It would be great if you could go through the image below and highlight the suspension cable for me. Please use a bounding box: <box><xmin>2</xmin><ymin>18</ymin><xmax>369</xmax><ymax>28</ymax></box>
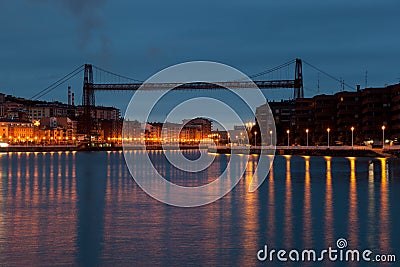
<box><xmin>30</xmin><ymin>65</ymin><xmax>84</xmax><ymax>100</ymax></box>
<box><xmin>93</xmin><ymin>65</ymin><xmax>142</xmax><ymax>82</ymax></box>
<box><xmin>249</xmin><ymin>59</ymin><xmax>296</xmax><ymax>79</ymax></box>
<box><xmin>303</xmin><ymin>60</ymin><xmax>356</xmax><ymax>90</ymax></box>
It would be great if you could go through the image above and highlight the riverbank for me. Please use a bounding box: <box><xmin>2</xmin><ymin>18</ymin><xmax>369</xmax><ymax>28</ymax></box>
<box><xmin>208</xmin><ymin>145</ymin><xmax>396</xmax><ymax>158</ymax></box>
<box><xmin>0</xmin><ymin>145</ymin><xmax>78</xmax><ymax>152</ymax></box>
<box><xmin>0</xmin><ymin>144</ymin><xmax>207</xmax><ymax>152</ymax></box>
<box><xmin>0</xmin><ymin>144</ymin><xmax>397</xmax><ymax>158</ymax></box>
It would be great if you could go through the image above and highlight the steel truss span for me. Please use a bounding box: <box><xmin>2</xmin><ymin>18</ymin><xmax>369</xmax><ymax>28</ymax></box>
<box><xmin>81</xmin><ymin>59</ymin><xmax>304</xmax><ymax>136</ymax></box>
<box><xmin>89</xmin><ymin>80</ymin><xmax>296</xmax><ymax>91</ymax></box>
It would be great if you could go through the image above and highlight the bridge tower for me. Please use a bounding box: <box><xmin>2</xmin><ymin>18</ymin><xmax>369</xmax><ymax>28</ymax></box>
<box><xmin>83</xmin><ymin>64</ymin><xmax>95</xmax><ymax>139</ymax></box>
<box><xmin>294</xmin><ymin>58</ymin><xmax>304</xmax><ymax>99</ymax></box>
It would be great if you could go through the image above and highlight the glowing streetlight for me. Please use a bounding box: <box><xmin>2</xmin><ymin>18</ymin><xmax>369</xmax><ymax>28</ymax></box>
<box><xmin>351</xmin><ymin>126</ymin><xmax>354</xmax><ymax>148</ymax></box>
<box><xmin>382</xmin><ymin>125</ymin><xmax>386</xmax><ymax>149</ymax></box>
<box><xmin>327</xmin><ymin>128</ymin><xmax>331</xmax><ymax>147</ymax></box>
<box><xmin>286</xmin><ymin>129</ymin><xmax>290</xmax><ymax>147</ymax></box>
<box><xmin>269</xmin><ymin>130</ymin><xmax>273</xmax><ymax>146</ymax></box>
<box><xmin>246</xmin><ymin>122</ymin><xmax>255</xmax><ymax>130</ymax></box>
<box><xmin>254</xmin><ymin>131</ymin><xmax>257</xmax><ymax>147</ymax></box>
<box><xmin>306</xmin><ymin>129</ymin><xmax>309</xmax><ymax>147</ymax></box>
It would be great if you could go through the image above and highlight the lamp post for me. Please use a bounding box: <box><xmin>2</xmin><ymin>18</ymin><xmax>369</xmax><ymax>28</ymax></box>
<box><xmin>327</xmin><ymin>128</ymin><xmax>331</xmax><ymax>148</ymax></box>
<box><xmin>306</xmin><ymin>129</ymin><xmax>309</xmax><ymax>147</ymax></box>
<box><xmin>382</xmin><ymin>125</ymin><xmax>386</xmax><ymax>149</ymax></box>
<box><xmin>254</xmin><ymin>131</ymin><xmax>257</xmax><ymax>147</ymax></box>
<box><xmin>286</xmin><ymin>130</ymin><xmax>290</xmax><ymax>147</ymax></box>
<box><xmin>269</xmin><ymin>130</ymin><xmax>273</xmax><ymax>146</ymax></box>
<box><xmin>351</xmin><ymin>126</ymin><xmax>354</xmax><ymax>148</ymax></box>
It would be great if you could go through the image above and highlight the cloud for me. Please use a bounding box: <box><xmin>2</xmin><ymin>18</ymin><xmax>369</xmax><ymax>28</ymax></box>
<box><xmin>60</xmin><ymin>0</ymin><xmax>111</xmax><ymax>64</ymax></box>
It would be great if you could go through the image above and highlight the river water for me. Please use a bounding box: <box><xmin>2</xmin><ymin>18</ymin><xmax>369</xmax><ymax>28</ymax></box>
<box><xmin>0</xmin><ymin>151</ymin><xmax>398</xmax><ymax>266</ymax></box>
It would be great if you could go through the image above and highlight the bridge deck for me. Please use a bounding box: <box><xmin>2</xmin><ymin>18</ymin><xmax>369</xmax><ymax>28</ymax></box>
<box><xmin>88</xmin><ymin>80</ymin><xmax>295</xmax><ymax>91</ymax></box>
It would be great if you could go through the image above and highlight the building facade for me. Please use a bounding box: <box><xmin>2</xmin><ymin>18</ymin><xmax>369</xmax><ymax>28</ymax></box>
<box><xmin>256</xmin><ymin>83</ymin><xmax>400</xmax><ymax>146</ymax></box>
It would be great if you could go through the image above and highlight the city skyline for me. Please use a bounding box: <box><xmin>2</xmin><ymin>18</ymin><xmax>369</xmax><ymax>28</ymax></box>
<box><xmin>2</xmin><ymin>81</ymin><xmax>400</xmax><ymax>147</ymax></box>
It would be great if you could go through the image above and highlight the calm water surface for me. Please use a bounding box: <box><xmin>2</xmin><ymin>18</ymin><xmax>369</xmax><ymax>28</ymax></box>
<box><xmin>0</xmin><ymin>151</ymin><xmax>399</xmax><ymax>266</ymax></box>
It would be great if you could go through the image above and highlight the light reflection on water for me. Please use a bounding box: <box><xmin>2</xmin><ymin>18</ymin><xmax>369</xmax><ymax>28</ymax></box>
<box><xmin>0</xmin><ymin>151</ymin><xmax>398</xmax><ymax>266</ymax></box>
<box><xmin>324</xmin><ymin>157</ymin><xmax>333</xmax><ymax>248</ymax></box>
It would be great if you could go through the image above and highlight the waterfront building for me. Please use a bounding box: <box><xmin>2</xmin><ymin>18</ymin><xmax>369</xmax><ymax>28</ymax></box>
<box><xmin>390</xmin><ymin>84</ymin><xmax>400</xmax><ymax>140</ymax></box>
<box><xmin>75</xmin><ymin>105</ymin><xmax>120</xmax><ymax>121</ymax></box>
<box><xmin>182</xmin><ymin>118</ymin><xmax>212</xmax><ymax>140</ymax></box>
<box><xmin>140</xmin><ymin>118</ymin><xmax>213</xmax><ymax>145</ymax></box>
<box><xmin>145</xmin><ymin>122</ymin><xmax>163</xmax><ymax>144</ymax></box>
<box><xmin>4</xmin><ymin>102</ymin><xmax>25</xmax><ymax>119</ymax></box>
<box><xmin>313</xmin><ymin>94</ymin><xmax>336</xmax><ymax>145</ymax></box>
<box><xmin>228</xmin><ymin>125</ymin><xmax>247</xmax><ymax>145</ymax></box>
<box><xmin>179</xmin><ymin>125</ymin><xmax>202</xmax><ymax>144</ymax></box>
<box><xmin>40</xmin><ymin>117</ymin><xmax>77</xmax><ymax>141</ymax></box>
<box><xmin>255</xmin><ymin>83</ymin><xmax>400</xmax><ymax>146</ymax></box>
<box><xmin>0</xmin><ymin>122</ymin><xmax>8</xmax><ymax>139</ymax></box>
<box><xmin>335</xmin><ymin>90</ymin><xmax>361</xmax><ymax>145</ymax></box>
<box><xmin>360</xmin><ymin>87</ymin><xmax>391</xmax><ymax>142</ymax></box>
<box><xmin>0</xmin><ymin>104</ymin><xmax>5</xmax><ymax>118</ymax></box>
<box><xmin>161</xmin><ymin>122</ymin><xmax>182</xmax><ymax>144</ymax></box>
<box><xmin>98</xmin><ymin>119</ymin><xmax>123</xmax><ymax>143</ymax></box>
<box><xmin>0</xmin><ymin>93</ymin><xmax>6</xmax><ymax>118</ymax></box>
<box><xmin>0</xmin><ymin>119</ymin><xmax>34</xmax><ymax>143</ymax></box>
<box><xmin>122</xmin><ymin>120</ymin><xmax>143</xmax><ymax>143</ymax></box>
<box><xmin>27</xmin><ymin>103</ymin><xmax>72</xmax><ymax>120</ymax></box>
<box><xmin>294</xmin><ymin>98</ymin><xmax>314</xmax><ymax>145</ymax></box>
<box><xmin>257</xmin><ymin>100</ymin><xmax>295</xmax><ymax>145</ymax></box>
<box><xmin>210</xmin><ymin>130</ymin><xmax>229</xmax><ymax>145</ymax></box>
<box><xmin>255</xmin><ymin>103</ymin><xmax>275</xmax><ymax>145</ymax></box>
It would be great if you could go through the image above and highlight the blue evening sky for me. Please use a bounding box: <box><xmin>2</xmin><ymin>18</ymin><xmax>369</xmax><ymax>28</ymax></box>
<box><xmin>0</xmin><ymin>0</ymin><xmax>399</xmax><ymax>113</ymax></box>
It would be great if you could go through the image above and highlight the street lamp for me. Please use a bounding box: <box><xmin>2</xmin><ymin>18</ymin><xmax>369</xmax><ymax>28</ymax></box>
<box><xmin>305</xmin><ymin>129</ymin><xmax>309</xmax><ymax>147</ymax></box>
<box><xmin>286</xmin><ymin>130</ymin><xmax>290</xmax><ymax>147</ymax></box>
<box><xmin>269</xmin><ymin>130</ymin><xmax>273</xmax><ymax>146</ymax></box>
<box><xmin>246</xmin><ymin>122</ymin><xmax>254</xmax><ymax>130</ymax></box>
<box><xmin>351</xmin><ymin>126</ymin><xmax>354</xmax><ymax>148</ymax></box>
<box><xmin>254</xmin><ymin>131</ymin><xmax>257</xmax><ymax>147</ymax></box>
<box><xmin>327</xmin><ymin>128</ymin><xmax>331</xmax><ymax>148</ymax></box>
<box><xmin>382</xmin><ymin>125</ymin><xmax>386</xmax><ymax>149</ymax></box>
